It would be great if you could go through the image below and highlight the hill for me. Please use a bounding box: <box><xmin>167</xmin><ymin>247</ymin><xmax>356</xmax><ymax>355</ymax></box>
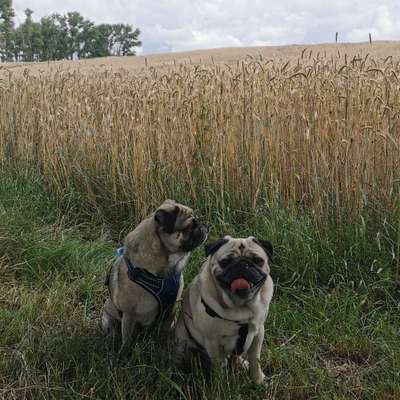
<box><xmin>1</xmin><ymin>40</ymin><xmax>400</xmax><ymax>75</ymax></box>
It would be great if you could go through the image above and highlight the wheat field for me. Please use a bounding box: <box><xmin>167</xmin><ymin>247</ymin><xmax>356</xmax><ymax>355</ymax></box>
<box><xmin>1</xmin><ymin>42</ymin><xmax>399</xmax><ymax>223</ymax></box>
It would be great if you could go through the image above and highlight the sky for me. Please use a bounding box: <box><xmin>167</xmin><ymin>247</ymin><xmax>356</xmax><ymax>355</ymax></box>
<box><xmin>12</xmin><ymin>0</ymin><xmax>400</xmax><ymax>55</ymax></box>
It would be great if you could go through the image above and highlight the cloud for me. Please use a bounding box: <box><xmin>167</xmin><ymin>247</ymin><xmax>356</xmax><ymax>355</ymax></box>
<box><xmin>347</xmin><ymin>4</ymin><xmax>400</xmax><ymax>42</ymax></box>
<box><xmin>12</xmin><ymin>0</ymin><xmax>400</xmax><ymax>54</ymax></box>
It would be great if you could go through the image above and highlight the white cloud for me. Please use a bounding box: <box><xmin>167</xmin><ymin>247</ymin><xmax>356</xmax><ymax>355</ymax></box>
<box><xmin>347</xmin><ymin>4</ymin><xmax>400</xmax><ymax>42</ymax></box>
<box><xmin>12</xmin><ymin>0</ymin><xmax>400</xmax><ymax>54</ymax></box>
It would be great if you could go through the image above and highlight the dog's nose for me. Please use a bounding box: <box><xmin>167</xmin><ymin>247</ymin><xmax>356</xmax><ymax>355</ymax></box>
<box><xmin>239</xmin><ymin>261</ymin><xmax>251</xmax><ymax>269</ymax></box>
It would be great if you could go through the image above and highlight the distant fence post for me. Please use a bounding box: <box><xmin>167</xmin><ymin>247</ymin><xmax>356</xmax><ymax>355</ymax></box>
<box><xmin>369</xmin><ymin>33</ymin><xmax>372</xmax><ymax>44</ymax></box>
<box><xmin>335</xmin><ymin>32</ymin><xmax>338</xmax><ymax>43</ymax></box>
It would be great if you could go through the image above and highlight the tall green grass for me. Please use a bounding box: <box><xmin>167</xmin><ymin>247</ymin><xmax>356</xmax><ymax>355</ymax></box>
<box><xmin>1</xmin><ymin>165</ymin><xmax>399</xmax><ymax>399</ymax></box>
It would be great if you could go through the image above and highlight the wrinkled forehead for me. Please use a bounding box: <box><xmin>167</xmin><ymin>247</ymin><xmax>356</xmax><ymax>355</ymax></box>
<box><xmin>216</xmin><ymin>238</ymin><xmax>266</xmax><ymax>258</ymax></box>
<box><xmin>175</xmin><ymin>206</ymin><xmax>194</xmax><ymax>228</ymax></box>
<box><xmin>159</xmin><ymin>201</ymin><xmax>194</xmax><ymax>229</ymax></box>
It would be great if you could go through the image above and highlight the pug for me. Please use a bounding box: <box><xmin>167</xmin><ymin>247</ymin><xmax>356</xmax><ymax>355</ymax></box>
<box><xmin>102</xmin><ymin>199</ymin><xmax>208</xmax><ymax>347</ymax></box>
<box><xmin>174</xmin><ymin>235</ymin><xmax>273</xmax><ymax>384</ymax></box>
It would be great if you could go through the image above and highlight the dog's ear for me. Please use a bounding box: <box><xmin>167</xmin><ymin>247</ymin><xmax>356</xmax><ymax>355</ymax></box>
<box><xmin>252</xmin><ymin>238</ymin><xmax>273</xmax><ymax>261</ymax></box>
<box><xmin>205</xmin><ymin>238</ymin><xmax>229</xmax><ymax>257</ymax></box>
<box><xmin>155</xmin><ymin>206</ymin><xmax>179</xmax><ymax>233</ymax></box>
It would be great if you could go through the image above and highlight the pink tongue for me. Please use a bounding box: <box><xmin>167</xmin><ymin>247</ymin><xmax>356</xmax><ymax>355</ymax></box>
<box><xmin>230</xmin><ymin>278</ymin><xmax>250</xmax><ymax>293</ymax></box>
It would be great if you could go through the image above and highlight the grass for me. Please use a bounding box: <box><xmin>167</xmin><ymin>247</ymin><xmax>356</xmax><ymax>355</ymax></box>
<box><xmin>0</xmin><ymin>45</ymin><xmax>399</xmax><ymax>399</ymax></box>
<box><xmin>1</xmin><ymin>165</ymin><xmax>399</xmax><ymax>399</ymax></box>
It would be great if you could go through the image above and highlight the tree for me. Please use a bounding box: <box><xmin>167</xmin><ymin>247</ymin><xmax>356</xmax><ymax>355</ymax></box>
<box><xmin>1</xmin><ymin>3</ymin><xmax>142</xmax><ymax>62</ymax></box>
<box><xmin>80</xmin><ymin>23</ymin><xmax>113</xmax><ymax>58</ymax></box>
<box><xmin>0</xmin><ymin>0</ymin><xmax>15</xmax><ymax>61</ymax></box>
<box><xmin>40</xmin><ymin>14</ymin><xmax>62</xmax><ymax>61</ymax></box>
<box><xmin>66</xmin><ymin>12</ymin><xmax>84</xmax><ymax>60</ymax></box>
<box><xmin>40</xmin><ymin>13</ymin><xmax>84</xmax><ymax>61</ymax></box>
<box><xmin>111</xmin><ymin>24</ymin><xmax>141</xmax><ymax>56</ymax></box>
<box><xmin>16</xmin><ymin>9</ymin><xmax>43</xmax><ymax>61</ymax></box>
<box><xmin>53</xmin><ymin>13</ymin><xmax>69</xmax><ymax>60</ymax></box>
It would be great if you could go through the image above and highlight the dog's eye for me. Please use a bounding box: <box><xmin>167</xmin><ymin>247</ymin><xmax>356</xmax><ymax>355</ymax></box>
<box><xmin>219</xmin><ymin>258</ymin><xmax>232</xmax><ymax>269</ymax></box>
<box><xmin>185</xmin><ymin>218</ymin><xmax>197</xmax><ymax>232</ymax></box>
<box><xmin>252</xmin><ymin>257</ymin><xmax>264</xmax><ymax>266</ymax></box>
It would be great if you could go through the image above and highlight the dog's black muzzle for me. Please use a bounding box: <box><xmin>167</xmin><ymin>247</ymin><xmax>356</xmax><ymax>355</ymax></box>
<box><xmin>216</xmin><ymin>257</ymin><xmax>267</xmax><ymax>298</ymax></box>
<box><xmin>181</xmin><ymin>218</ymin><xmax>209</xmax><ymax>252</ymax></box>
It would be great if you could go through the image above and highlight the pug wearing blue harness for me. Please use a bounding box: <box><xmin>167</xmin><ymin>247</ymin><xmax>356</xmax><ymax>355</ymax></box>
<box><xmin>174</xmin><ymin>236</ymin><xmax>274</xmax><ymax>384</ymax></box>
<box><xmin>102</xmin><ymin>200</ymin><xmax>208</xmax><ymax>347</ymax></box>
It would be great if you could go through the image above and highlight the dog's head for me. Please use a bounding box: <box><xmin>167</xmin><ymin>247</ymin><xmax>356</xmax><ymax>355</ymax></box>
<box><xmin>154</xmin><ymin>199</ymin><xmax>208</xmax><ymax>254</ymax></box>
<box><xmin>205</xmin><ymin>236</ymin><xmax>273</xmax><ymax>304</ymax></box>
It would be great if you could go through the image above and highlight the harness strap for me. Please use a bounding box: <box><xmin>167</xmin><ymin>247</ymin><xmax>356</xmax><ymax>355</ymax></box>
<box><xmin>124</xmin><ymin>255</ymin><xmax>181</xmax><ymax>320</ymax></box>
<box><xmin>104</xmin><ymin>248</ymin><xmax>180</xmax><ymax>321</ymax></box>
<box><xmin>125</xmin><ymin>255</ymin><xmax>164</xmax><ymax>317</ymax></box>
<box><xmin>234</xmin><ymin>324</ymin><xmax>249</xmax><ymax>355</ymax></box>
<box><xmin>201</xmin><ymin>297</ymin><xmax>242</xmax><ymax>323</ymax></box>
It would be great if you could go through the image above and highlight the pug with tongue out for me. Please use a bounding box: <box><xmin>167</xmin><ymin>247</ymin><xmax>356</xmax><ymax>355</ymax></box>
<box><xmin>174</xmin><ymin>235</ymin><xmax>274</xmax><ymax>384</ymax></box>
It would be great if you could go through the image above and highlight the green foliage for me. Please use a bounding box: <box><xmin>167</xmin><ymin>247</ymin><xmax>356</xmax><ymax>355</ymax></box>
<box><xmin>0</xmin><ymin>0</ymin><xmax>15</xmax><ymax>61</ymax></box>
<box><xmin>0</xmin><ymin>0</ymin><xmax>141</xmax><ymax>62</ymax></box>
<box><xmin>80</xmin><ymin>23</ymin><xmax>113</xmax><ymax>58</ymax></box>
<box><xmin>111</xmin><ymin>24</ymin><xmax>141</xmax><ymax>56</ymax></box>
<box><xmin>13</xmin><ymin>9</ymin><xmax>43</xmax><ymax>62</ymax></box>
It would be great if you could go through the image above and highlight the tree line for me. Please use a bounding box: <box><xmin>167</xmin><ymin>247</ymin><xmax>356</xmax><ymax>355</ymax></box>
<box><xmin>0</xmin><ymin>0</ymin><xmax>141</xmax><ymax>62</ymax></box>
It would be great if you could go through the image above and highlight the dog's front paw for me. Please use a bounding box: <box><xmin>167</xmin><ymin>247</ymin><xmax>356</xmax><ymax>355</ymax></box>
<box><xmin>250</xmin><ymin>362</ymin><xmax>266</xmax><ymax>385</ymax></box>
<box><xmin>237</xmin><ymin>356</ymin><xmax>249</xmax><ymax>370</ymax></box>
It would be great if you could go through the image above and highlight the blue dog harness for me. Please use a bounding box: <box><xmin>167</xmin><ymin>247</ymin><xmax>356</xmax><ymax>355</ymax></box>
<box><xmin>114</xmin><ymin>247</ymin><xmax>181</xmax><ymax>320</ymax></box>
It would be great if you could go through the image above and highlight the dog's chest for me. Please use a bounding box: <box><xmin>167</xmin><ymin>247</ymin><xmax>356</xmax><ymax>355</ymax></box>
<box><xmin>119</xmin><ymin>283</ymin><xmax>160</xmax><ymax>325</ymax></box>
<box><xmin>169</xmin><ymin>252</ymin><xmax>191</xmax><ymax>271</ymax></box>
<box><xmin>198</xmin><ymin>314</ymin><xmax>256</xmax><ymax>355</ymax></box>
<box><xmin>219</xmin><ymin>321</ymin><xmax>256</xmax><ymax>355</ymax></box>
<box><xmin>136</xmin><ymin>294</ymin><xmax>159</xmax><ymax>324</ymax></box>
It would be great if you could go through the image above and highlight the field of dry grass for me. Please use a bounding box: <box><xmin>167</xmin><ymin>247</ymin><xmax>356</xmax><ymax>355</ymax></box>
<box><xmin>1</xmin><ymin>40</ymin><xmax>400</xmax><ymax>75</ymax></box>
<box><xmin>1</xmin><ymin>41</ymin><xmax>399</xmax><ymax>223</ymax></box>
